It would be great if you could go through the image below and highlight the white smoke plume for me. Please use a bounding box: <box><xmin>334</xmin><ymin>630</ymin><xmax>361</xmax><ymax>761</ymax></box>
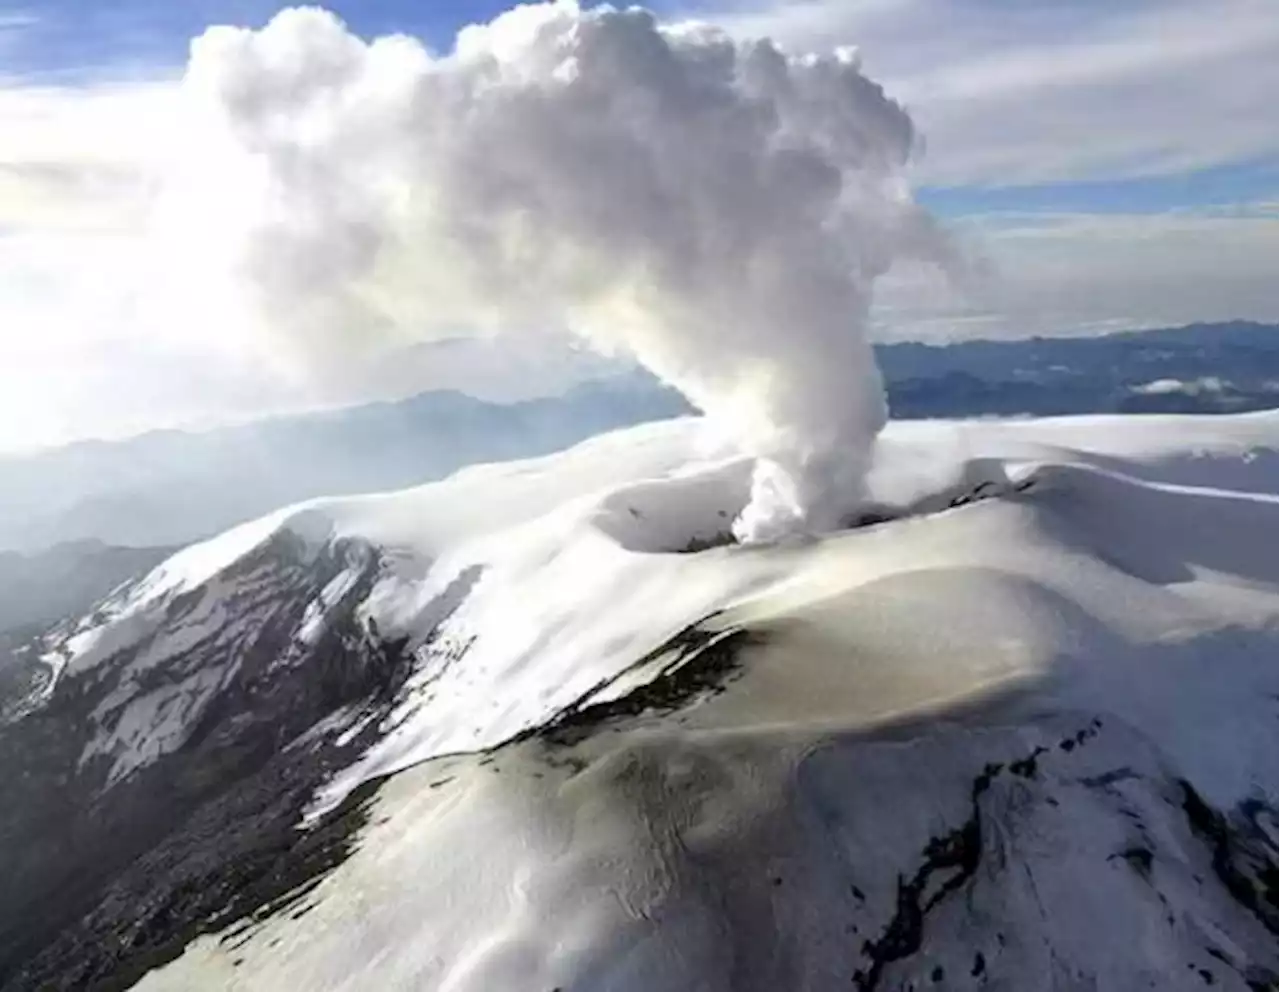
<box><xmin>169</xmin><ymin>2</ymin><xmax>950</xmax><ymax>541</ymax></box>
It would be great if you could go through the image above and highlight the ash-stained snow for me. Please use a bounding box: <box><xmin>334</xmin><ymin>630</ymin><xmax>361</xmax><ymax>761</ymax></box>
<box><xmin>20</xmin><ymin>411</ymin><xmax>1277</xmax><ymax>992</ymax></box>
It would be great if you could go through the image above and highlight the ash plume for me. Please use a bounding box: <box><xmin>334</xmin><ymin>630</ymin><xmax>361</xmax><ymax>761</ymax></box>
<box><xmin>171</xmin><ymin>1</ymin><xmax>950</xmax><ymax>540</ymax></box>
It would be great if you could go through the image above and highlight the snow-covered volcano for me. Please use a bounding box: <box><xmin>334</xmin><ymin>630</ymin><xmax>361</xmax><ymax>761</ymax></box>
<box><xmin>2</xmin><ymin>412</ymin><xmax>1276</xmax><ymax>991</ymax></box>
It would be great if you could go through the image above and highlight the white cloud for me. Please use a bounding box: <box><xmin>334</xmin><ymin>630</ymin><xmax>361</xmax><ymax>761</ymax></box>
<box><xmin>873</xmin><ymin>204</ymin><xmax>1279</xmax><ymax>339</ymax></box>
<box><xmin>162</xmin><ymin>4</ymin><xmax>960</xmax><ymax>540</ymax></box>
<box><xmin>709</xmin><ymin>0</ymin><xmax>1278</xmax><ymax>185</ymax></box>
<box><xmin>0</xmin><ymin>78</ymin><xmax>325</xmax><ymax>450</ymax></box>
<box><xmin>0</xmin><ymin>1</ymin><xmax>1275</xmax><ymax>453</ymax></box>
<box><xmin>710</xmin><ymin>1</ymin><xmax>1280</xmax><ymax>341</ymax></box>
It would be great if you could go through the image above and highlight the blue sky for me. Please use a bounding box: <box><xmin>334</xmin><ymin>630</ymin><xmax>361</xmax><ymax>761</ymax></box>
<box><xmin>0</xmin><ymin>0</ymin><xmax>1275</xmax><ymax>449</ymax></box>
<box><xmin>1</xmin><ymin>0</ymin><xmax>512</xmax><ymax>76</ymax></box>
<box><xmin>3</xmin><ymin>0</ymin><xmax>604</xmax><ymax>81</ymax></box>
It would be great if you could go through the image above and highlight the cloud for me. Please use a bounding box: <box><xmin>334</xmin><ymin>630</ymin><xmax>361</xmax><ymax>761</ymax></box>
<box><xmin>141</xmin><ymin>0</ymin><xmax>1278</xmax><ymax>362</ymax></box>
<box><xmin>0</xmin><ymin>0</ymin><xmax>1274</xmax><ymax>456</ymax></box>
<box><xmin>0</xmin><ymin>81</ymin><xmax>175</xmax><ymax>231</ymax></box>
<box><xmin>0</xmin><ymin>9</ymin><xmax>40</xmax><ymax>46</ymax></box>
<box><xmin>154</xmin><ymin>3</ymin><xmax>955</xmax><ymax>540</ymax></box>
<box><xmin>873</xmin><ymin>204</ymin><xmax>1279</xmax><ymax>339</ymax></box>
<box><xmin>708</xmin><ymin>0</ymin><xmax>1278</xmax><ymax>186</ymax></box>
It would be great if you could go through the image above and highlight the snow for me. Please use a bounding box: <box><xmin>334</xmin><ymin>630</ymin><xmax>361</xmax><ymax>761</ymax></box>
<box><xmin>56</xmin><ymin>508</ymin><xmax>304</xmax><ymax>678</ymax></box>
<box><xmin>116</xmin><ymin>410</ymin><xmax>1276</xmax><ymax>991</ymax></box>
<box><xmin>45</xmin><ymin>411</ymin><xmax>1276</xmax><ymax>806</ymax></box>
<box><xmin>308</xmin><ymin>411</ymin><xmax>1277</xmax><ymax>816</ymax></box>
<box><xmin>140</xmin><ymin>723</ymin><xmax>1276</xmax><ymax>992</ymax></box>
<box><xmin>81</xmin><ymin>664</ymin><xmax>230</xmax><ymax>784</ymax></box>
<box><xmin>76</xmin><ymin>570</ymin><xmax>268</xmax><ymax>783</ymax></box>
<box><xmin>295</xmin><ymin>564</ymin><xmax>364</xmax><ymax>647</ymax></box>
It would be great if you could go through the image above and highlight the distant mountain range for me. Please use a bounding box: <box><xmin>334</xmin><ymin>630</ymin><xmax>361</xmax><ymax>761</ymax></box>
<box><xmin>0</xmin><ymin>540</ymin><xmax>176</xmax><ymax>708</ymax></box>
<box><xmin>0</xmin><ymin>321</ymin><xmax>1273</xmax><ymax>556</ymax></box>
<box><xmin>0</xmin><ymin>376</ymin><xmax>690</xmax><ymax>554</ymax></box>
<box><xmin>0</xmin><ymin>540</ymin><xmax>175</xmax><ymax>633</ymax></box>
<box><xmin>879</xmin><ymin>320</ymin><xmax>1277</xmax><ymax>418</ymax></box>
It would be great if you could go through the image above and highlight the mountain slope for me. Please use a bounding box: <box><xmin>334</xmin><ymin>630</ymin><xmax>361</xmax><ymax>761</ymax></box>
<box><xmin>0</xmin><ymin>539</ymin><xmax>177</xmax><ymax>724</ymax></box>
<box><xmin>0</xmin><ymin>411</ymin><xmax>1275</xmax><ymax>991</ymax></box>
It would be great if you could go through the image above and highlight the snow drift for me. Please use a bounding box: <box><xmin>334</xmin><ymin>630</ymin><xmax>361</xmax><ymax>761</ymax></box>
<box><xmin>163</xmin><ymin>2</ymin><xmax>949</xmax><ymax>540</ymax></box>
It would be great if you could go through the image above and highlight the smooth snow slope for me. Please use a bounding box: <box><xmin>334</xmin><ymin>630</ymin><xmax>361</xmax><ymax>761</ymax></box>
<box><xmin>55</xmin><ymin>411</ymin><xmax>1276</xmax><ymax>991</ymax></box>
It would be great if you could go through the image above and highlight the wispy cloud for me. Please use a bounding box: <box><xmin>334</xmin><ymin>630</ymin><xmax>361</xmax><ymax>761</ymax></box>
<box><xmin>0</xmin><ymin>7</ymin><xmax>40</xmax><ymax>67</ymax></box>
<box><xmin>0</xmin><ymin>10</ymin><xmax>39</xmax><ymax>30</ymax></box>
<box><xmin>875</xmin><ymin>203</ymin><xmax>1279</xmax><ymax>339</ymax></box>
<box><xmin>708</xmin><ymin>0</ymin><xmax>1278</xmax><ymax>186</ymax></box>
<box><xmin>705</xmin><ymin>0</ymin><xmax>1278</xmax><ymax>339</ymax></box>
